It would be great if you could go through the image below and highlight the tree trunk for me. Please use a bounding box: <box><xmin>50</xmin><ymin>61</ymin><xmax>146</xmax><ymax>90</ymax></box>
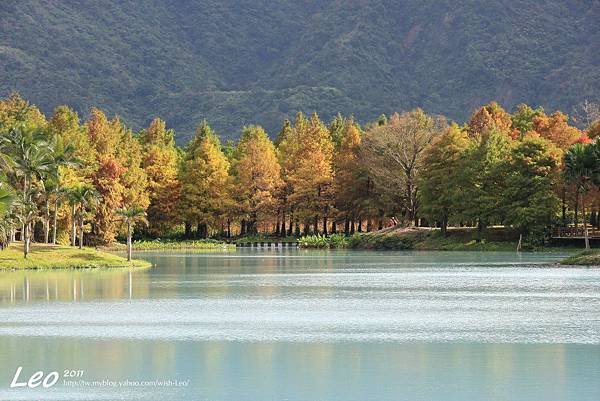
<box><xmin>350</xmin><ymin>219</ymin><xmax>355</xmax><ymax>234</ymax></box>
<box><xmin>313</xmin><ymin>216</ymin><xmax>319</xmax><ymax>235</ymax></box>
<box><xmin>71</xmin><ymin>204</ymin><xmax>77</xmax><ymax>246</ymax></box>
<box><xmin>52</xmin><ymin>200</ymin><xmax>58</xmax><ymax>244</ymax></box>
<box><xmin>275</xmin><ymin>213</ymin><xmax>281</xmax><ymax>236</ymax></box>
<box><xmin>79</xmin><ymin>218</ymin><xmax>84</xmax><ymax>250</ymax></box>
<box><xmin>331</xmin><ymin>221</ymin><xmax>337</xmax><ymax>234</ymax></box>
<box><xmin>357</xmin><ymin>219</ymin><xmax>363</xmax><ymax>233</ymax></box>
<box><xmin>477</xmin><ymin>219</ymin><xmax>483</xmax><ymax>243</ymax></box>
<box><xmin>127</xmin><ymin>224</ymin><xmax>132</xmax><ymax>262</ymax></box>
<box><xmin>344</xmin><ymin>218</ymin><xmax>350</xmax><ymax>234</ymax></box>
<box><xmin>184</xmin><ymin>222</ymin><xmax>191</xmax><ymax>239</ymax></box>
<box><xmin>583</xmin><ymin>195</ymin><xmax>590</xmax><ymax>250</ymax></box>
<box><xmin>44</xmin><ymin>199</ymin><xmax>50</xmax><ymax>244</ymax></box>
<box><xmin>322</xmin><ymin>216</ymin><xmax>328</xmax><ymax>236</ymax></box>
<box><xmin>574</xmin><ymin>191</ymin><xmax>579</xmax><ymax>228</ymax></box>
<box><xmin>441</xmin><ymin>215</ymin><xmax>448</xmax><ymax>237</ymax></box>
<box><xmin>561</xmin><ymin>188</ymin><xmax>567</xmax><ymax>227</ymax></box>
<box><xmin>227</xmin><ymin>218</ymin><xmax>231</xmax><ymax>238</ymax></box>
<box><xmin>23</xmin><ymin>223</ymin><xmax>29</xmax><ymax>259</ymax></box>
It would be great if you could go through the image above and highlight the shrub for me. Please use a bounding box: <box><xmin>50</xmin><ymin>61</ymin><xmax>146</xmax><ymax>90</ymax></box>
<box><xmin>328</xmin><ymin>233</ymin><xmax>348</xmax><ymax>248</ymax></box>
<box><xmin>298</xmin><ymin>234</ymin><xmax>329</xmax><ymax>248</ymax></box>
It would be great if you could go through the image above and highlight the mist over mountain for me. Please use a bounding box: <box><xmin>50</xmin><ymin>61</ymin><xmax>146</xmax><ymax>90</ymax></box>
<box><xmin>1</xmin><ymin>0</ymin><xmax>599</xmax><ymax>141</ymax></box>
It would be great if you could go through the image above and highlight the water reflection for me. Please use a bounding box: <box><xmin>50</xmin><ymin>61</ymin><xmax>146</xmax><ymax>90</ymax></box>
<box><xmin>0</xmin><ymin>269</ymin><xmax>149</xmax><ymax>303</ymax></box>
<box><xmin>0</xmin><ymin>338</ymin><xmax>598</xmax><ymax>401</ymax></box>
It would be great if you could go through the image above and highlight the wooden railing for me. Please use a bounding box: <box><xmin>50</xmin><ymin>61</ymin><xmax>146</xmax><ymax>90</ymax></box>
<box><xmin>552</xmin><ymin>227</ymin><xmax>600</xmax><ymax>238</ymax></box>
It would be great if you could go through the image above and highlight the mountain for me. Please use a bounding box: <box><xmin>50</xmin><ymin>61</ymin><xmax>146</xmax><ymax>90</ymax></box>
<box><xmin>1</xmin><ymin>0</ymin><xmax>599</xmax><ymax>141</ymax></box>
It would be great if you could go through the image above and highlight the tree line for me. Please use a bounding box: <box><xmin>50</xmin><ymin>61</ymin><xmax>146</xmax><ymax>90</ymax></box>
<box><xmin>0</xmin><ymin>93</ymin><xmax>599</xmax><ymax>257</ymax></box>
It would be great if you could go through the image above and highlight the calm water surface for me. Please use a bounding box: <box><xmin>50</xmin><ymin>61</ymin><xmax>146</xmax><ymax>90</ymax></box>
<box><xmin>0</xmin><ymin>249</ymin><xmax>598</xmax><ymax>400</ymax></box>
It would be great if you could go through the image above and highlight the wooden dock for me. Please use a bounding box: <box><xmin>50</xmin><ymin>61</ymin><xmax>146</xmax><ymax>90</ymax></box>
<box><xmin>552</xmin><ymin>227</ymin><xmax>600</xmax><ymax>239</ymax></box>
<box><xmin>235</xmin><ymin>242</ymin><xmax>298</xmax><ymax>248</ymax></box>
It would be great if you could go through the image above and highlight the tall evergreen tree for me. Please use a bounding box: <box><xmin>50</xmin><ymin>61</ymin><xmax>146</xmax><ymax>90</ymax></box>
<box><xmin>140</xmin><ymin>118</ymin><xmax>181</xmax><ymax>236</ymax></box>
<box><xmin>179</xmin><ymin>121</ymin><xmax>231</xmax><ymax>238</ymax></box>
<box><xmin>232</xmin><ymin>125</ymin><xmax>282</xmax><ymax>234</ymax></box>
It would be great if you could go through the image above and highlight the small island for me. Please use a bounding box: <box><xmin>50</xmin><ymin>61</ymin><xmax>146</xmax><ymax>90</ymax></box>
<box><xmin>561</xmin><ymin>250</ymin><xmax>600</xmax><ymax>266</ymax></box>
<box><xmin>0</xmin><ymin>243</ymin><xmax>151</xmax><ymax>270</ymax></box>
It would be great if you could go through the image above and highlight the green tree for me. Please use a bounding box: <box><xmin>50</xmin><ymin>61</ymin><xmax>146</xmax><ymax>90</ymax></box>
<box><xmin>499</xmin><ymin>135</ymin><xmax>560</xmax><ymax>244</ymax></box>
<box><xmin>511</xmin><ymin>104</ymin><xmax>545</xmax><ymax>137</ymax></box>
<box><xmin>460</xmin><ymin>128</ymin><xmax>513</xmax><ymax>240</ymax></box>
<box><xmin>419</xmin><ymin>124</ymin><xmax>471</xmax><ymax>236</ymax></box>
<box><xmin>68</xmin><ymin>185</ymin><xmax>100</xmax><ymax>249</ymax></box>
<box><xmin>0</xmin><ymin>125</ymin><xmax>53</xmax><ymax>257</ymax></box>
<box><xmin>564</xmin><ymin>143</ymin><xmax>598</xmax><ymax>248</ymax></box>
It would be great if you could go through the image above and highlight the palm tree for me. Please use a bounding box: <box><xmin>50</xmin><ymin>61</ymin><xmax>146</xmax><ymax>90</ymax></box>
<box><xmin>564</xmin><ymin>143</ymin><xmax>598</xmax><ymax>249</ymax></box>
<box><xmin>0</xmin><ymin>185</ymin><xmax>15</xmax><ymax>250</ymax></box>
<box><xmin>46</xmin><ymin>135</ymin><xmax>79</xmax><ymax>244</ymax></box>
<box><xmin>116</xmin><ymin>206</ymin><xmax>148</xmax><ymax>261</ymax></box>
<box><xmin>0</xmin><ymin>125</ymin><xmax>53</xmax><ymax>258</ymax></box>
<box><xmin>68</xmin><ymin>185</ymin><xmax>100</xmax><ymax>249</ymax></box>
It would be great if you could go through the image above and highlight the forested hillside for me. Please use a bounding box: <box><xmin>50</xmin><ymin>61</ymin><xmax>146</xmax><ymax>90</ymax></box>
<box><xmin>1</xmin><ymin>0</ymin><xmax>599</xmax><ymax>140</ymax></box>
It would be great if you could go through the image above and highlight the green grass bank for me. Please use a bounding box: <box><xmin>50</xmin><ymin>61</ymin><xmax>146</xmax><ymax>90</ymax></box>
<box><xmin>103</xmin><ymin>239</ymin><xmax>235</xmax><ymax>252</ymax></box>
<box><xmin>560</xmin><ymin>250</ymin><xmax>600</xmax><ymax>266</ymax></box>
<box><xmin>0</xmin><ymin>243</ymin><xmax>151</xmax><ymax>270</ymax></box>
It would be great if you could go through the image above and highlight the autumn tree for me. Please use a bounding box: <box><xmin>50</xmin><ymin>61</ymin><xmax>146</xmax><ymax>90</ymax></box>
<box><xmin>467</xmin><ymin>102</ymin><xmax>513</xmax><ymax>140</ymax></box>
<box><xmin>275</xmin><ymin>118</ymin><xmax>297</xmax><ymax>235</ymax></box>
<box><xmin>179</xmin><ymin>121</ymin><xmax>231</xmax><ymax>238</ymax></box>
<box><xmin>333</xmin><ymin>119</ymin><xmax>366</xmax><ymax>233</ymax></box>
<box><xmin>419</xmin><ymin>124</ymin><xmax>471</xmax><ymax>235</ymax></box>
<box><xmin>232</xmin><ymin>125</ymin><xmax>282</xmax><ymax>234</ymax></box>
<box><xmin>116</xmin><ymin>120</ymin><xmax>149</xmax><ymax>213</ymax></box>
<box><xmin>140</xmin><ymin>118</ymin><xmax>181</xmax><ymax>236</ymax></box>
<box><xmin>86</xmin><ymin>109</ymin><xmax>126</xmax><ymax>244</ymax></box>
<box><xmin>362</xmin><ymin>109</ymin><xmax>447</xmax><ymax>226</ymax></box>
<box><xmin>284</xmin><ymin>113</ymin><xmax>335</xmax><ymax>234</ymax></box>
<box><xmin>529</xmin><ymin>112</ymin><xmax>582</xmax><ymax>151</ymax></box>
<box><xmin>0</xmin><ymin>92</ymin><xmax>46</xmax><ymax>130</ymax></box>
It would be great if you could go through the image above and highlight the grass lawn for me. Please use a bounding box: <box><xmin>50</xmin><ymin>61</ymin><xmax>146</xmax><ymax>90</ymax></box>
<box><xmin>560</xmin><ymin>249</ymin><xmax>600</xmax><ymax>266</ymax></box>
<box><xmin>0</xmin><ymin>243</ymin><xmax>152</xmax><ymax>270</ymax></box>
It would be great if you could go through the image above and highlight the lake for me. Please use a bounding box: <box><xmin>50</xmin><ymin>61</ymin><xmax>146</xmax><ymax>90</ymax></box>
<box><xmin>0</xmin><ymin>249</ymin><xmax>599</xmax><ymax>400</ymax></box>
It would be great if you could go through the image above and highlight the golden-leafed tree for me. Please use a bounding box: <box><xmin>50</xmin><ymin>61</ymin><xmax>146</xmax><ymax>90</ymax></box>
<box><xmin>528</xmin><ymin>111</ymin><xmax>583</xmax><ymax>151</ymax></box>
<box><xmin>232</xmin><ymin>125</ymin><xmax>282</xmax><ymax>234</ymax></box>
<box><xmin>115</xmin><ymin>118</ymin><xmax>149</xmax><ymax>210</ymax></box>
<box><xmin>0</xmin><ymin>92</ymin><xmax>46</xmax><ymax>129</ymax></box>
<box><xmin>285</xmin><ymin>113</ymin><xmax>335</xmax><ymax>234</ymax></box>
<box><xmin>468</xmin><ymin>101</ymin><xmax>513</xmax><ymax>140</ymax></box>
<box><xmin>333</xmin><ymin>119</ymin><xmax>365</xmax><ymax>233</ymax></box>
<box><xmin>140</xmin><ymin>118</ymin><xmax>181</xmax><ymax>236</ymax></box>
<box><xmin>179</xmin><ymin>121</ymin><xmax>231</xmax><ymax>238</ymax></box>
